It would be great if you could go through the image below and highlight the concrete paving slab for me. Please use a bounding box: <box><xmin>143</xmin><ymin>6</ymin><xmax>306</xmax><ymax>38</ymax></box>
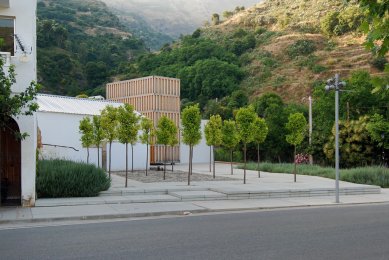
<box><xmin>125</xmin><ymin>194</ymin><xmax>180</xmax><ymax>203</ymax></box>
<box><xmin>31</xmin><ymin>204</ymin><xmax>116</xmax><ymax>219</ymax></box>
<box><xmin>109</xmin><ymin>202</ymin><xmax>205</xmax><ymax>214</ymax></box>
<box><xmin>0</xmin><ymin>207</ymin><xmax>32</xmax><ymax>221</ymax></box>
<box><xmin>169</xmin><ymin>190</ymin><xmax>227</xmax><ymax>200</ymax></box>
<box><xmin>35</xmin><ymin>197</ymin><xmax>106</xmax><ymax>207</ymax></box>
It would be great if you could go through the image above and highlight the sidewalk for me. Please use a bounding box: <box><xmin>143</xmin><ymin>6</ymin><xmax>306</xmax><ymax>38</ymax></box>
<box><xmin>1</xmin><ymin>163</ymin><xmax>388</xmax><ymax>225</ymax></box>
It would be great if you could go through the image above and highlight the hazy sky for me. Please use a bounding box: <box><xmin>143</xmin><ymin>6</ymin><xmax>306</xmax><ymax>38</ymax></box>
<box><xmin>102</xmin><ymin>0</ymin><xmax>261</xmax><ymax>36</ymax></box>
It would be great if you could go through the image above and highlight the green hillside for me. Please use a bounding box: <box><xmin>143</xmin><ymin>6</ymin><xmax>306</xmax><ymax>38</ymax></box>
<box><xmin>37</xmin><ymin>0</ymin><xmax>147</xmax><ymax>96</ymax></box>
<box><xmin>125</xmin><ymin>0</ymin><xmax>388</xmax><ymax>164</ymax></box>
<box><xmin>131</xmin><ymin>0</ymin><xmax>387</xmax><ymax>107</ymax></box>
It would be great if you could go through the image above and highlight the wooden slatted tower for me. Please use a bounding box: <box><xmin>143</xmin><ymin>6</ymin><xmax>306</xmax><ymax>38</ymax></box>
<box><xmin>106</xmin><ymin>76</ymin><xmax>180</xmax><ymax>164</ymax></box>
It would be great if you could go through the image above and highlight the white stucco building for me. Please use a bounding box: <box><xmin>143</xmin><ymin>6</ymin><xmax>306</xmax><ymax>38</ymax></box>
<box><xmin>36</xmin><ymin>94</ymin><xmax>148</xmax><ymax>171</ymax></box>
<box><xmin>0</xmin><ymin>0</ymin><xmax>37</xmax><ymax>206</ymax></box>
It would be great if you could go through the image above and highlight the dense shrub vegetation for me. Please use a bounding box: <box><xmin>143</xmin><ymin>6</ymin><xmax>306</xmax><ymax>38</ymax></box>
<box><xmin>286</xmin><ymin>40</ymin><xmax>316</xmax><ymax>58</ymax></box>
<box><xmin>36</xmin><ymin>159</ymin><xmax>110</xmax><ymax>198</ymax></box>
<box><xmin>320</xmin><ymin>6</ymin><xmax>365</xmax><ymax>36</ymax></box>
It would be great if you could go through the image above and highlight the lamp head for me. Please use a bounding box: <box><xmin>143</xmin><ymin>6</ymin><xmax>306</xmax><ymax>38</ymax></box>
<box><xmin>325</xmin><ymin>85</ymin><xmax>334</xmax><ymax>92</ymax></box>
<box><xmin>327</xmin><ymin>78</ymin><xmax>335</xmax><ymax>85</ymax></box>
<box><xmin>338</xmin><ymin>81</ymin><xmax>346</xmax><ymax>88</ymax></box>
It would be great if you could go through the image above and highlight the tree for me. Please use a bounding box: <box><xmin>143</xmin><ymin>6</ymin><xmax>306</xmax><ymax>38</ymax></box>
<box><xmin>252</xmin><ymin>93</ymin><xmax>291</xmax><ymax>162</ymax></box>
<box><xmin>285</xmin><ymin>113</ymin><xmax>307</xmax><ymax>182</ymax></box>
<box><xmin>140</xmin><ymin>117</ymin><xmax>154</xmax><ymax>176</ymax></box>
<box><xmin>101</xmin><ymin>105</ymin><xmax>118</xmax><ymax>178</ymax></box>
<box><xmin>79</xmin><ymin>117</ymin><xmax>94</xmax><ymax>164</ymax></box>
<box><xmin>204</xmin><ymin>115</ymin><xmax>223</xmax><ymax>179</ymax></box>
<box><xmin>324</xmin><ymin>116</ymin><xmax>375</xmax><ymax>167</ymax></box>
<box><xmin>222</xmin><ymin>119</ymin><xmax>240</xmax><ymax>175</ymax></box>
<box><xmin>367</xmin><ymin>114</ymin><xmax>389</xmax><ymax>166</ymax></box>
<box><xmin>0</xmin><ymin>59</ymin><xmax>40</xmax><ymax>139</ymax></box>
<box><xmin>181</xmin><ymin>104</ymin><xmax>202</xmax><ymax>185</ymax></box>
<box><xmin>357</xmin><ymin>0</ymin><xmax>389</xmax><ymax>56</ymax></box>
<box><xmin>235</xmin><ymin>107</ymin><xmax>256</xmax><ymax>184</ymax></box>
<box><xmin>252</xmin><ymin>117</ymin><xmax>268</xmax><ymax>178</ymax></box>
<box><xmin>367</xmin><ymin>114</ymin><xmax>389</xmax><ymax>150</ymax></box>
<box><xmin>222</xmin><ymin>11</ymin><xmax>234</xmax><ymax>19</ymax></box>
<box><xmin>92</xmin><ymin>115</ymin><xmax>104</xmax><ymax>168</ymax></box>
<box><xmin>156</xmin><ymin>116</ymin><xmax>177</xmax><ymax>180</ymax></box>
<box><xmin>211</xmin><ymin>13</ymin><xmax>220</xmax><ymax>25</ymax></box>
<box><xmin>117</xmin><ymin>104</ymin><xmax>139</xmax><ymax>188</ymax></box>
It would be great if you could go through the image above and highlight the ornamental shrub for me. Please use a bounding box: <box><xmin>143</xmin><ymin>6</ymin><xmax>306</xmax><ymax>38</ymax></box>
<box><xmin>36</xmin><ymin>159</ymin><xmax>110</xmax><ymax>198</ymax></box>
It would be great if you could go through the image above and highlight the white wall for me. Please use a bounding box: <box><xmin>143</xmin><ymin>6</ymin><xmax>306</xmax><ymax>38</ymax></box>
<box><xmin>2</xmin><ymin>0</ymin><xmax>37</xmax><ymax>93</ymax></box>
<box><xmin>108</xmin><ymin>141</ymin><xmax>147</xmax><ymax>171</ymax></box>
<box><xmin>1</xmin><ymin>0</ymin><xmax>37</xmax><ymax>206</ymax></box>
<box><xmin>37</xmin><ymin>112</ymin><xmax>148</xmax><ymax>171</ymax></box>
<box><xmin>16</xmin><ymin>114</ymin><xmax>37</xmax><ymax>207</ymax></box>
<box><xmin>180</xmin><ymin>120</ymin><xmax>211</xmax><ymax>164</ymax></box>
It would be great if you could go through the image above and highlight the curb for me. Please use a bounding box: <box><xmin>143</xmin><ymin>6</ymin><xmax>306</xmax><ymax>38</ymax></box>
<box><xmin>0</xmin><ymin>208</ymin><xmax>210</xmax><ymax>225</ymax></box>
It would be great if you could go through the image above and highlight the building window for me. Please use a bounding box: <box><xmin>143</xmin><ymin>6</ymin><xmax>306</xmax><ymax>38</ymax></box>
<box><xmin>0</xmin><ymin>17</ymin><xmax>14</xmax><ymax>56</ymax></box>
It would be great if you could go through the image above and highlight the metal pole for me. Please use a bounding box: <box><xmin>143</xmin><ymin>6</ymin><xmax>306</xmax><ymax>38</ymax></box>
<box><xmin>335</xmin><ymin>74</ymin><xmax>340</xmax><ymax>203</ymax></box>
<box><xmin>308</xmin><ymin>96</ymin><xmax>313</xmax><ymax>165</ymax></box>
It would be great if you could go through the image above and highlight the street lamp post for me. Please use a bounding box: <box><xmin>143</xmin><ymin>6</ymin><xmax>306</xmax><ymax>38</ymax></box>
<box><xmin>381</xmin><ymin>133</ymin><xmax>386</xmax><ymax>167</ymax></box>
<box><xmin>308</xmin><ymin>96</ymin><xmax>313</xmax><ymax>165</ymax></box>
<box><xmin>325</xmin><ymin>74</ymin><xmax>346</xmax><ymax>203</ymax></box>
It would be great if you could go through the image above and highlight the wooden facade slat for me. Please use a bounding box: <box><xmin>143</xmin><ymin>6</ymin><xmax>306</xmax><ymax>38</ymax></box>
<box><xmin>106</xmin><ymin>76</ymin><xmax>180</xmax><ymax>164</ymax></box>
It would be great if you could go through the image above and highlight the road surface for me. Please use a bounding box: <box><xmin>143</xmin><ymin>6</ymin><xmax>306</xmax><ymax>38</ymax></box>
<box><xmin>1</xmin><ymin>204</ymin><xmax>389</xmax><ymax>259</ymax></box>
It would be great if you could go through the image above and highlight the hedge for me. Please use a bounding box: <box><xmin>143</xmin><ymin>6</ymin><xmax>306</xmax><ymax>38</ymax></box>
<box><xmin>37</xmin><ymin>159</ymin><xmax>111</xmax><ymax>198</ymax></box>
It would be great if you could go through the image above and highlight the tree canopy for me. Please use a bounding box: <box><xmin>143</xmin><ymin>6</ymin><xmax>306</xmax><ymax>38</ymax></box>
<box><xmin>357</xmin><ymin>0</ymin><xmax>389</xmax><ymax>56</ymax></box>
<box><xmin>0</xmin><ymin>60</ymin><xmax>40</xmax><ymax>139</ymax></box>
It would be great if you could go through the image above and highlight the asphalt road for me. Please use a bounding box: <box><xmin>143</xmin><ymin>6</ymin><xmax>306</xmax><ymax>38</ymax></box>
<box><xmin>1</xmin><ymin>204</ymin><xmax>389</xmax><ymax>260</ymax></box>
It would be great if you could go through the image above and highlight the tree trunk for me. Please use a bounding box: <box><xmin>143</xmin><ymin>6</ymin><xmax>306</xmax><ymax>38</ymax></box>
<box><xmin>244</xmin><ymin>143</ymin><xmax>247</xmax><ymax>184</ymax></box>
<box><xmin>125</xmin><ymin>143</ymin><xmax>128</xmax><ymax>188</ymax></box>
<box><xmin>164</xmin><ymin>145</ymin><xmax>166</xmax><ymax>180</ymax></box>
<box><xmin>188</xmin><ymin>145</ymin><xmax>192</xmax><ymax>186</ymax></box>
<box><xmin>87</xmin><ymin>147</ymin><xmax>89</xmax><ymax>164</ymax></box>
<box><xmin>257</xmin><ymin>144</ymin><xmax>260</xmax><ymax>178</ymax></box>
<box><xmin>209</xmin><ymin>146</ymin><xmax>211</xmax><ymax>172</ymax></box>
<box><xmin>145</xmin><ymin>143</ymin><xmax>148</xmax><ymax>176</ymax></box>
<box><xmin>171</xmin><ymin>147</ymin><xmax>174</xmax><ymax>172</ymax></box>
<box><xmin>109</xmin><ymin>141</ymin><xmax>112</xmax><ymax>178</ymax></box>
<box><xmin>278</xmin><ymin>155</ymin><xmax>281</xmax><ymax>164</ymax></box>
<box><xmin>230</xmin><ymin>149</ymin><xmax>233</xmax><ymax>175</ymax></box>
<box><xmin>189</xmin><ymin>146</ymin><xmax>193</xmax><ymax>175</ymax></box>
<box><xmin>294</xmin><ymin>145</ymin><xmax>297</xmax><ymax>183</ymax></box>
<box><xmin>190</xmin><ymin>146</ymin><xmax>193</xmax><ymax>176</ymax></box>
<box><xmin>97</xmin><ymin>145</ymin><xmax>100</xmax><ymax>168</ymax></box>
<box><xmin>213</xmin><ymin>146</ymin><xmax>216</xmax><ymax>179</ymax></box>
<box><xmin>131</xmin><ymin>144</ymin><xmax>134</xmax><ymax>173</ymax></box>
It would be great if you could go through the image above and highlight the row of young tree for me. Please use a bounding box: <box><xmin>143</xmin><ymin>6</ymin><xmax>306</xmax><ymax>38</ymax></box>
<box><xmin>201</xmin><ymin>70</ymin><xmax>388</xmax><ymax>168</ymax></box>
<box><xmin>79</xmin><ymin>104</ymin><xmax>179</xmax><ymax>187</ymax></box>
<box><xmin>205</xmin><ymin>107</ymin><xmax>308</xmax><ymax>184</ymax></box>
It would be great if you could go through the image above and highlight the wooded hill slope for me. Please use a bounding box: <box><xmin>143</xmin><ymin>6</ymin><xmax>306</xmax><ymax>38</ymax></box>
<box><xmin>133</xmin><ymin>0</ymin><xmax>387</xmax><ymax>108</ymax></box>
<box><xmin>210</xmin><ymin>0</ymin><xmax>387</xmax><ymax>102</ymax></box>
<box><xmin>37</xmin><ymin>0</ymin><xmax>147</xmax><ymax>96</ymax></box>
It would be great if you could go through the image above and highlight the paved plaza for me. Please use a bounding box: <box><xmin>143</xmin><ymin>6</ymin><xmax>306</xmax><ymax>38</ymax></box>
<box><xmin>1</xmin><ymin>163</ymin><xmax>388</xmax><ymax>225</ymax></box>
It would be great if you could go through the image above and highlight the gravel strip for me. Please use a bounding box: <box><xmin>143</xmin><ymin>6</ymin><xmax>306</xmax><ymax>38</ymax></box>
<box><xmin>113</xmin><ymin>169</ymin><xmax>237</xmax><ymax>183</ymax></box>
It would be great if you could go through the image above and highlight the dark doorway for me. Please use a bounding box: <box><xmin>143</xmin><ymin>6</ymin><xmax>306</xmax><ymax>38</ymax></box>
<box><xmin>0</xmin><ymin>117</ymin><xmax>22</xmax><ymax>206</ymax></box>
